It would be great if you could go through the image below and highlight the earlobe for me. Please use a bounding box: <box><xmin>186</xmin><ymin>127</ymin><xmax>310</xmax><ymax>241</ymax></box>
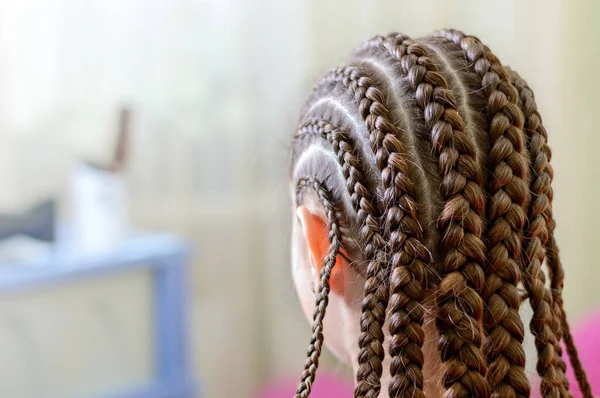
<box><xmin>296</xmin><ymin>206</ymin><xmax>346</xmax><ymax>296</ymax></box>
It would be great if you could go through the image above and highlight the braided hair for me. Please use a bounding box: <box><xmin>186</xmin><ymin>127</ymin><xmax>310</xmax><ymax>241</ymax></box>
<box><xmin>289</xmin><ymin>29</ymin><xmax>591</xmax><ymax>398</ymax></box>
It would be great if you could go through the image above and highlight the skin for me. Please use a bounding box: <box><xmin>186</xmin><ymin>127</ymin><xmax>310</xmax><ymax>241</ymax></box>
<box><xmin>292</xmin><ymin>200</ymin><xmax>444</xmax><ymax>398</ymax></box>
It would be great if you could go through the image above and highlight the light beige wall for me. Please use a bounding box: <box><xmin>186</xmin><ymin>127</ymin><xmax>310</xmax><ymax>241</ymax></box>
<box><xmin>0</xmin><ymin>1</ymin><xmax>598</xmax><ymax>397</ymax></box>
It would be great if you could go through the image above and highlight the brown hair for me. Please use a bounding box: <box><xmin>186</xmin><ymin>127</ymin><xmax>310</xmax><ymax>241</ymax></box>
<box><xmin>289</xmin><ymin>29</ymin><xmax>591</xmax><ymax>398</ymax></box>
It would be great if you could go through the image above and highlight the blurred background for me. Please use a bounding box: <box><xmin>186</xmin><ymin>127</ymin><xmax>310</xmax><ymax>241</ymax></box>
<box><xmin>0</xmin><ymin>0</ymin><xmax>598</xmax><ymax>397</ymax></box>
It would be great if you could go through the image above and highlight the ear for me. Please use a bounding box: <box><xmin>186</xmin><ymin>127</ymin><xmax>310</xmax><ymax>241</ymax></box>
<box><xmin>296</xmin><ymin>206</ymin><xmax>347</xmax><ymax>296</ymax></box>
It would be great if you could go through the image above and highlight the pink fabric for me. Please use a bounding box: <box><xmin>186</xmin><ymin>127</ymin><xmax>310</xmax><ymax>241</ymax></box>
<box><xmin>562</xmin><ymin>309</ymin><xmax>600</xmax><ymax>398</ymax></box>
<box><xmin>258</xmin><ymin>372</ymin><xmax>353</xmax><ymax>398</ymax></box>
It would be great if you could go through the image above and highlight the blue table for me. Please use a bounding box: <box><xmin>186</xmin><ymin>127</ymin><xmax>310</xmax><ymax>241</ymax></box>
<box><xmin>0</xmin><ymin>233</ymin><xmax>196</xmax><ymax>398</ymax></box>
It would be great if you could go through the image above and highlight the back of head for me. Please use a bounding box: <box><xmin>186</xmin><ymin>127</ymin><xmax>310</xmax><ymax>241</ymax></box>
<box><xmin>289</xmin><ymin>29</ymin><xmax>591</xmax><ymax>398</ymax></box>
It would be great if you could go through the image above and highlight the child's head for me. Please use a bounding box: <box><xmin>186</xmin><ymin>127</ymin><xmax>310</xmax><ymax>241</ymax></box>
<box><xmin>289</xmin><ymin>30</ymin><xmax>591</xmax><ymax>398</ymax></box>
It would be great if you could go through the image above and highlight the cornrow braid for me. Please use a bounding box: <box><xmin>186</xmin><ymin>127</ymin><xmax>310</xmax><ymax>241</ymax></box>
<box><xmin>316</xmin><ymin>65</ymin><xmax>430</xmax><ymax>398</ymax></box>
<box><xmin>294</xmin><ymin>177</ymin><xmax>342</xmax><ymax>398</ymax></box>
<box><xmin>355</xmin><ymin>33</ymin><xmax>491</xmax><ymax>398</ymax></box>
<box><xmin>348</xmin><ymin>39</ymin><xmax>438</xmax><ymax>398</ymax></box>
<box><xmin>434</xmin><ymin>29</ymin><xmax>532</xmax><ymax>397</ymax></box>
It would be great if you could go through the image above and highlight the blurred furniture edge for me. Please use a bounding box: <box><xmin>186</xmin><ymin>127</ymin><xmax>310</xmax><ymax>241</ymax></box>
<box><xmin>0</xmin><ymin>233</ymin><xmax>197</xmax><ymax>398</ymax></box>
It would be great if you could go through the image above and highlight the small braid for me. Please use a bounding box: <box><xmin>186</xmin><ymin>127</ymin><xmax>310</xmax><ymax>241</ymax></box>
<box><xmin>545</xmin><ymin>223</ymin><xmax>573</xmax><ymax>395</ymax></box>
<box><xmin>294</xmin><ymin>177</ymin><xmax>342</xmax><ymax>398</ymax></box>
<box><xmin>319</xmin><ymin>66</ymin><xmax>430</xmax><ymax>398</ymax></box>
<box><xmin>357</xmin><ymin>33</ymin><xmax>492</xmax><ymax>397</ymax></box>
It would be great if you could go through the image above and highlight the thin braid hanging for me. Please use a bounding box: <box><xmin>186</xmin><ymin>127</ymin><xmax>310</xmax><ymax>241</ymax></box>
<box><xmin>545</xmin><ymin>235</ymin><xmax>571</xmax><ymax>392</ymax></box>
<box><xmin>294</xmin><ymin>177</ymin><xmax>342</xmax><ymax>398</ymax></box>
